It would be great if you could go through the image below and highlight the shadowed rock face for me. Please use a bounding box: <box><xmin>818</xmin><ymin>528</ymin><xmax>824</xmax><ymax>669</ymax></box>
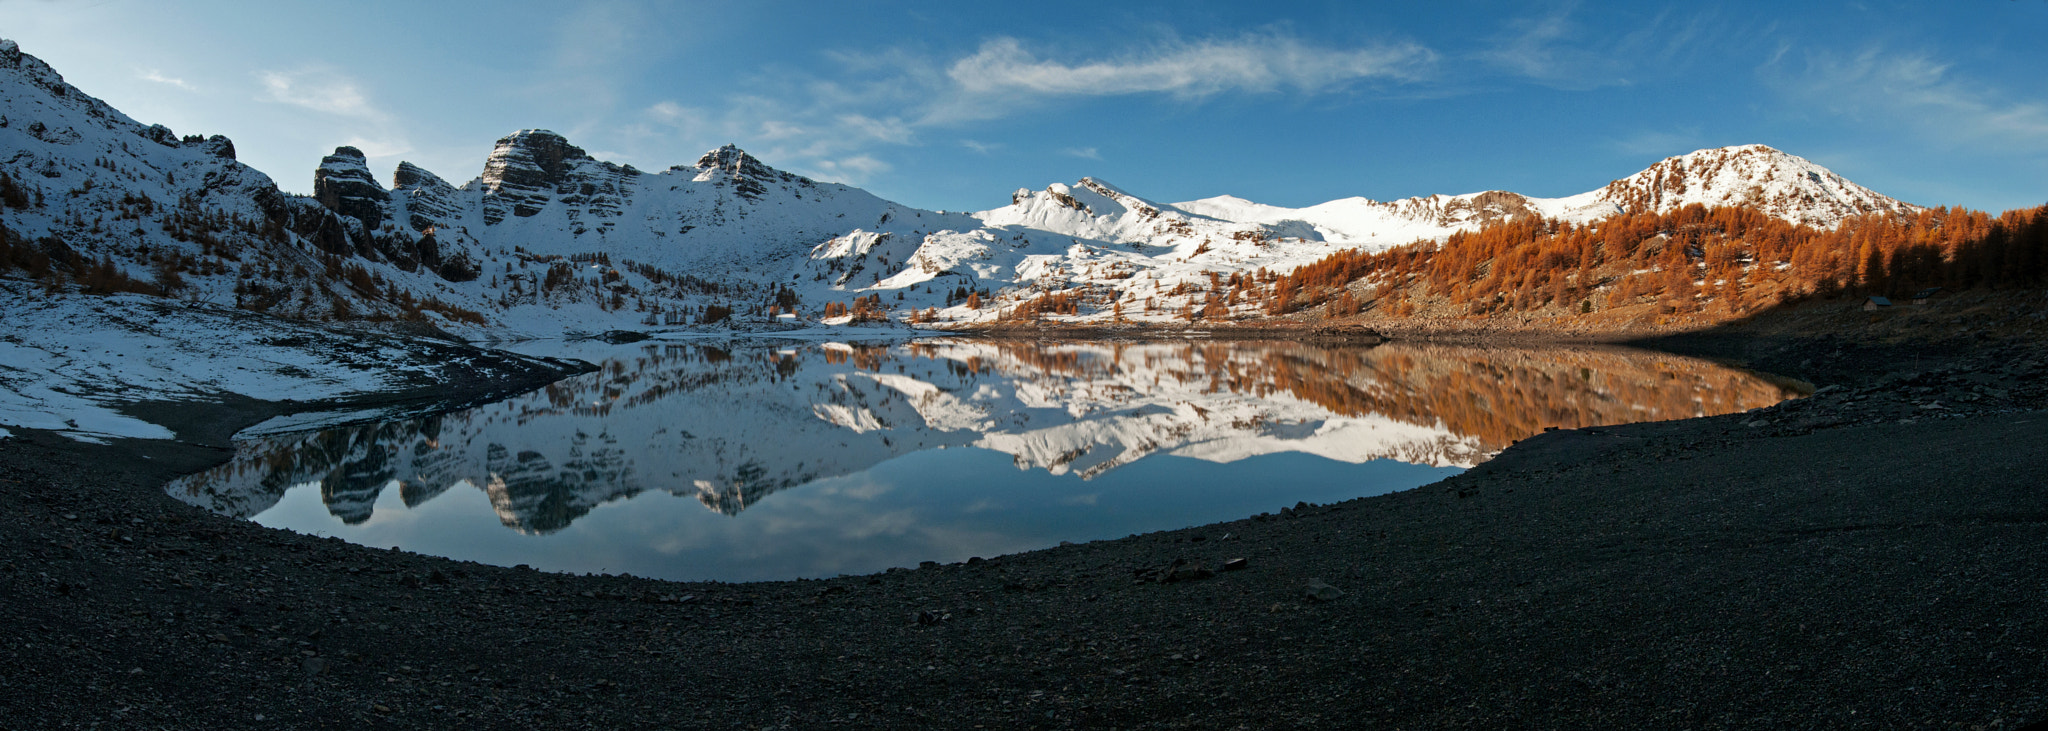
<box><xmin>313</xmin><ymin>146</ymin><xmax>390</xmax><ymax>230</ymax></box>
<box><xmin>473</xmin><ymin>129</ymin><xmax>639</xmax><ymax>229</ymax></box>
<box><xmin>694</xmin><ymin>144</ymin><xmax>794</xmax><ymax>201</ymax></box>
<box><xmin>393</xmin><ymin>161</ymin><xmax>460</xmax><ymax>233</ymax></box>
<box><xmin>479</xmin><ymin>129</ymin><xmax>582</xmax><ymax>223</ymax></box>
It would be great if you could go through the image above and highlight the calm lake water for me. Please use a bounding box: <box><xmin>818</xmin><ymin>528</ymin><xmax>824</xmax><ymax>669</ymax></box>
<box><xmin>166</xmin><ymin>338</ymin><xmax>1799</xmax><ymax>582</ymax></box>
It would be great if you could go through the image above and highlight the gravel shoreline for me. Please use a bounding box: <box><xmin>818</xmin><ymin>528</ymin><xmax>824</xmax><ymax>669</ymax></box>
<box><xmin>3</xmin><ymin>316</ymin><xmax>2047</xmax><ymax>728</ymax></box>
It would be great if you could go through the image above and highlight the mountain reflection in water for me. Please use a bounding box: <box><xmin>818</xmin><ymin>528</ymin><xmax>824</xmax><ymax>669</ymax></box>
<box><xmin>166</xmin><ymin>339</ymin><xmax>1796</xmax><ymax>579</ymax></box>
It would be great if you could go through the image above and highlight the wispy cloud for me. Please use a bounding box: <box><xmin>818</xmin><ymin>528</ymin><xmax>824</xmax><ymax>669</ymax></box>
<box><xmin>257</xmin><ymin>68</ymin><xmax>410</xmax><ymax>159</ymax></box>
<box><xmin>136</xmin><ymin>68</ymin><xmax>194</xmax><ymax>91</ymax></box>
<box><xmin>948</xmin><ymin>34</ymin><xmax>1433</xmax><ymax>100</ymax></box>
<box><xmin>627</xmin><ymin>31</ymin><xmax>1434</xmax><ymax>185</ymax></box>
<box><xmin>339</xmin><ymin>135</ymin><xmax>412</xmax><ymax>160</ymax></box>
<box><xmin>1480</xmin><ymin>4</ymin><xmax>1624</xmax><ymax>89</ymax></box>
<box><xmin>1765</xmin><ymin>45</ymin><xmax>2048</xmax><ymax>153</ymax></box>
<box><xmin>807</xmin><ymin>154</ymin><xmax>891</xmax><ymax>182</ymax></box>
<box><xmin>1479</xmin><ymin>5</ymin><xmax>1729</xmax><ymax>90</ymax></box>
<box><xmin>1060</xmin><ymin>146</ymin><xmax>1101</xmax><ymax>160</ymax></box>
<box><xmin>258</xmin><ymin>69</ymin><xmax>381</xmax><ymax>118</ymax></box>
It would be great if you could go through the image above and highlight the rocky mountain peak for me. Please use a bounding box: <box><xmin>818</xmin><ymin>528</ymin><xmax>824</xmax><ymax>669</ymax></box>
<box><xmin>392</xmin><ymin>161</ymin><xmax>459</xmax><ymax>232</ymax></box>
<box><xmin>479</xmin><ymin>129</ymin><xmax>590</xmax><ymax>194</ymax></box>
<box><xmin>694</xmin><ymin>143</ymin><xmax>757</xmax><ymax>171</ymax></box>
<box><xmin>692</xmin><ymin>144</ymin><xmax>801</xmax><ymax>201</ymax></box>
<box><xmin>1596</xmin><ymin>144</ymin><xmax>1918</xmax><ymax>228</ymax></box>
<box><xmin>313</xmin><ymin>146</ymin><xmax>389</xmax><ymax>230</ymax></box>
<box><xmin>392</xmin><ymin>160</ymin><xmax>449</xmax><ymax>191</ymax></box>
<box><xmin>473</xmin><ymin>129</ymin><xmax>641</xmax><ymax>225</ymax></box>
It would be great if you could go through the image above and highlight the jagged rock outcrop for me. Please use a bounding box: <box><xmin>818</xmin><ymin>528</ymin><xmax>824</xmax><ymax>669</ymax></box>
<box><xmin>392</xmin><ymin>161</ymin><xmax>460</xmax><ymax>232</ymax></box>
<box><xmin>693</xmin><ymin>143</ymin><xmax>805</xmax><ymax>201</ymax></box>
<box><xmin>477</xmin><ymin>129</ymin><xmax>637</xmax><ymax>228</ymax></box>
<box><xmin>313</xmin><ymin>146</ymin><xmax>390</xmax><ymax>230</ymax></box>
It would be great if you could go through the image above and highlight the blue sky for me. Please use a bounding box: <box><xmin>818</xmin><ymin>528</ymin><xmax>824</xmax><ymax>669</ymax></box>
<box><xmin>8</xmin><ymin>0</ymin><xmax>2047</xmax><ymax>213</ymax></box>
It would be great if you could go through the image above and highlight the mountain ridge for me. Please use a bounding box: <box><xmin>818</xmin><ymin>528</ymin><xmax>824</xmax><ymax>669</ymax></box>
<box><xmin>0</xmin><ymin>37</ymin><xmax>1929</xmax><ymax>336</ymax></box>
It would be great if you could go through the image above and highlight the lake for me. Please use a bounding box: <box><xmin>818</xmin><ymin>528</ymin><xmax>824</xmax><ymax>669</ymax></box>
<box><xmin>166</xmin><ymin>338</ymin><xmax>1799</xmax><ymax>582</ymax></box>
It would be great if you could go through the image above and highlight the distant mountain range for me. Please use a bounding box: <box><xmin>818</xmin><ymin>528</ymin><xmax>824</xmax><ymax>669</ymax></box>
<box><xmin>0</xmin><ymin>38</ymin><xmax>1922</xmax><ymax>337</ymax></box>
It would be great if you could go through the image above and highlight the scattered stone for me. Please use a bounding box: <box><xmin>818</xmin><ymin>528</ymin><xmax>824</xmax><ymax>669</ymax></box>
<box><xmin>1162</xmin><ymin>561</ymin><xmax>1214</xmax><ymax>583</ymax></box>
<box><xmin>1223</xmin><ymin>558</ymin><xmax>1248</xmax><ymax>572</ymax></box>
<box><xmin>1301</xmin><ymin>580</ymin><xmax>1344</xmax><ymax>602</ymax></box>
<box><xmin>302</xmin><ymin>657</ymin><xmax>328</xmax><ymax>677</ymax></box>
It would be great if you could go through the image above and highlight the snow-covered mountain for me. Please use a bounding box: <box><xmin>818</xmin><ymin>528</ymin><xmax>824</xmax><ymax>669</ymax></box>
<box><xmin>166</xmin><ymin>339</ymin><xmax>1797</xmax><ymax>532</ymax></box>
<box><xmin>0</xmin><ymin>37</ymin><xmax>1922</xmax><ymax>336</ymax></box>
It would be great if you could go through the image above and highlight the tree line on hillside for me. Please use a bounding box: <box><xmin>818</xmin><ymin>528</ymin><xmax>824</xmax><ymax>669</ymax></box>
<box><xmin>1261</xmin><ymin>202</ymin><xmax>2048</xmax><ymax>319</ymax></box>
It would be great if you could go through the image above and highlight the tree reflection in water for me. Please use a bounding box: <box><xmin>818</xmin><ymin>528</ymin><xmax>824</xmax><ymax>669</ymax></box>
<box><xmin>169</xmin><ymin>339</ymin><xmax>1798</xmax><ymax>536</ymax></box>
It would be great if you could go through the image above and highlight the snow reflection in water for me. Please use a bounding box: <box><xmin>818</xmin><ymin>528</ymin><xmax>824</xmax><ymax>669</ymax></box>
<box><xmin>166</xmin><ymin>339</ymin><xmax>1798</xmax><ymax>582</ymax></box>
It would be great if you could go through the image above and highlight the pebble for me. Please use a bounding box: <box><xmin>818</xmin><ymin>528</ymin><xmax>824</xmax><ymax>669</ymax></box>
<box><xmin>1301</xmin><ymin>580</ymin><xmax>1344</xmax><ymax>602</ymax></box>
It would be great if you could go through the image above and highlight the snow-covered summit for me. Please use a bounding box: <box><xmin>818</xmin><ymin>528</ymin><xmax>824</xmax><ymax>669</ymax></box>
<box><xmin>1591</xmin><ymin>144</ymin><xmax>1916</xmax><ymax>228</ymax></box>
<box><xmin>1171</xmin><ymin>145</ymin><xmax>1917</xmax><ymax>248</ymax></box>
<box><xmin>976</xmin><ymin>176</ymin><xmax>1266</xmax><ymax>246</ymax></box>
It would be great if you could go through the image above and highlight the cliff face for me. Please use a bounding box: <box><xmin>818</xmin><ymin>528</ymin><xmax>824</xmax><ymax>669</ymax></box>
<box><xmin>475</xmin><ymin>129</ymin><xmax>638</xmax><ymax>229</ymax></box>
<box><xmin>391</xmin><ymin>161</ymin><xmax>460</xmax><ymax>232</ymax></box>
<box><xmin>313</xmin><ymin>146</ymin><xmax>390</xmax><ymax>231</ymax></box>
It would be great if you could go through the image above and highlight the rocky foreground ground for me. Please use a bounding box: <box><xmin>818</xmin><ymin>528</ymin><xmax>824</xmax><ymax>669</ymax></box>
<box><xmin>3</xmin><ymin>299</ymin><xmax>2047</xmax><ymax>729</ymax></box>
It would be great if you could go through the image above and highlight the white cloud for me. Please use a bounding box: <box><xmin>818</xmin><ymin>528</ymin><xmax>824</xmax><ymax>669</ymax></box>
<box><xmin>645</xmin><ymin>101</ymin><xmax>710</xmax><ymax>138</ymax></box>
<box><xmin>1479</xmin><ymin>5</ymin><xmax>1727</xmax><ymax>91</ymax></box>
<box><xmin>948</xmin><ymin>34</ymin><xmax>1432</xmax><ymax>100</ymax></box>
<box><xmin>607</xmin><ymin>31</ymin><xmax>1433</xmax><ymax>189</ymax></box>
<box><xmin>340</xmin><ymin>136</ymin><xmax>412</xmax><ymax>160</ymax></box>
<box><xmin>803</xmin><ymin>154</ymin><xmax>892</xmax><ymax>185</ymax></box>
<box><xmin>758</xmin><ymin>121</ymin><xmax>807</xmax><ymax>140</ymax></box>
<box><xmin>1060</xmin><ymin>146</ymin><xmax>1101</xmax><ymax>160</ymax></box>
<box><xmin>649</xmin><ymin>101</ymin><xmax>698</xmax><ymax>123</ymax></box>
<box><xmin>258</xmin><ymin>69</ymin><xmax>381</xmax><ymax>119</ymax></box>
<box><xmin>1767</xmin><ymin>46</ymin><xmax>2048</xmax><ymax>153</ymax></box>
<box><xmin>137</xmin><ymin>68</ymin><xmax>194</xmax><ymax>91</ymax></box>
<box><xmin>837</xmin><ymin>114</ymin><xmax>914</xmax><ymax>145</ymax></box>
